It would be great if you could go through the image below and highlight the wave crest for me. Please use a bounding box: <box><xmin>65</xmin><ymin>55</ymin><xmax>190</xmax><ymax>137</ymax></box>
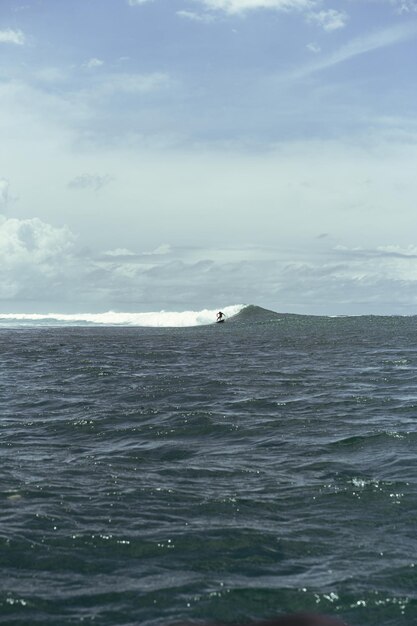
<box><xmin>0</xmin><ymin>304</ymin><xmax>247</xmax><ymax>327</ymax></box>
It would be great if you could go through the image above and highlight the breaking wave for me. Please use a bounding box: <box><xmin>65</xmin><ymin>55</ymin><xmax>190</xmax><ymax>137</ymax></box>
<box><xmin>0</xmin><ymin>304</ymin><xmax>247</xmax><ymax>328</ymax></box>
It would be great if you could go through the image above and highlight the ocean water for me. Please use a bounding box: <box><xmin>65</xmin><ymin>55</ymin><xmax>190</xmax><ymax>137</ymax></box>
<box><xmin>1</xmin><ymin>305</ymin><xmax>417</xmax><ymax>626</ymax></box>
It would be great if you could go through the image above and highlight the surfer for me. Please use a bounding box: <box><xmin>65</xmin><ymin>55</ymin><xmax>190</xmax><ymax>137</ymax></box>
<box><xmin>216</xmin><ymin>311</ymin><xmax>225</xmax><ymax>322</ymax></box>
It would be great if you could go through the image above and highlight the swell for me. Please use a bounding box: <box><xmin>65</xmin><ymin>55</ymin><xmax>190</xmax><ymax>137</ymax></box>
<box><xmin>0</xmin><ymin>304</ymin><xmax>247</xmax><ymax>328</ymax></box>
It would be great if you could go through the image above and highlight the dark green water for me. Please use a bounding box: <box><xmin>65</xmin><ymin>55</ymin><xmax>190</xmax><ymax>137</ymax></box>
<box><xmin>1</xmin><ymin>307</ymin><xmax>417</xmax><ymax>625</ymax></box>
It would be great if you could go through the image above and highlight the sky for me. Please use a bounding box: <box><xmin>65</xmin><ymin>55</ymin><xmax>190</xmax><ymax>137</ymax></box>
<box><xmin>2</xmin><ymin>0</ymin><xmax>417</xmax><ymax>315</ymax></box>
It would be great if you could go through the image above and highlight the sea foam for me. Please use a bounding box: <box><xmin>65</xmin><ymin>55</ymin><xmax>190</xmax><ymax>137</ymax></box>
<box><xmin>0</xmin><ymin>304</ymin><xmax>246</xmax><ymax>327</ymax></box>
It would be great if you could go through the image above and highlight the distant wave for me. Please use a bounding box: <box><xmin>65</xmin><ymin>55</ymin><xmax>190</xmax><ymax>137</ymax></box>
<box><xmin>0</xmin><ymin>304</ymin><xmax>247</xmax><ymax>328</ymax></box>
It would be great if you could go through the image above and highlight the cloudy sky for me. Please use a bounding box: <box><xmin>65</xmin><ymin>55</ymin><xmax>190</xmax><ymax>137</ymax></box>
<box><xmin>2</xmin><ymin>0</ymin><xmax>417</xmax><ymax>314</ymax></box>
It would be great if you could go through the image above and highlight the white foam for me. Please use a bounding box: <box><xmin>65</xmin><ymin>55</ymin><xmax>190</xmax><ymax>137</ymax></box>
<box><xmin>0</xmin><ymin>304</ymin><xmax>247</xmax><ymax>327</ymax></box>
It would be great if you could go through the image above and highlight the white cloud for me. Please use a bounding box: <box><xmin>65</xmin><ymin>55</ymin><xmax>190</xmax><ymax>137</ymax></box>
<box><xmin>391</xmin><ymin>0</ymin><xmax>417</xmax><ymax>13</ymax></box>
<box><xmin>0</xmin><ymin>217</ymin><xmax>74</xmax><ymax>263</ymax></box>
<box><xmin>129</xmin><ymin>0</ymin><xmax>318</xmax><ymax>17</ymax></box>
<box><xmin>0</xmin><ymin>217</ymin><xmax>77</xmax><ymax>300</ymax></box>
<box><xmin>308</xmin><ymin>9</ymin><xmax>348</xmax><ymax>31</ymax></box>
<box><xmin>306</xmin><ymin>42</ymin><xmax>321</xmax><ymax>53</ymax></box>
<box><xmin>191</xmin><ymin>0</ymin><xmax>316</xmax><ymax>14</ymax></box>
<box><xmin>93</xmin><ymin>243</ymin><xmax>417</xmax><ymax>315</ymax></box>
<box><xmin>152</xmin><ymin>244</ymin><xmax>171</xmax><ymax>255</ymax></box>
<box><xmin>331</xmin><ymin>21</ymin><xmax>417</xmax><ymax>61</ymax></box>
<box><xmin>0</xmin><ymin>69</ymin><xmax>174</xmax><ymax>151</ymax></box>
<box><xmin>292</xmin><ymin>21</ymin><xmax>417</xmax><ymax>77</ymax></box>
<box><xmin>85</xmin><ymin>58</ymin><xmax>104</xmax><ymax>69</ymax></box>
<box><xmin>0</xmin><ymin>29</ymin><xmax>25</xmax><ymax>45</ymax></box>
<box><xmin>177</xmin><ymin>10</ymin><xmax>216</xmax><ymax>22</ymax></box>
<box><xmin>104</xmin><ymin>248</ymin><xmax>137</xmax><ymax>257</ymax></box>
<box><xmin>1</xmin><ymin>212</ymin><xmax>417</xmax><ymax>314</ymax></box>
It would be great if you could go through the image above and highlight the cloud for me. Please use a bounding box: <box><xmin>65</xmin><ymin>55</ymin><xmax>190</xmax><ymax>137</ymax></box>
<box><xmin>84</xmin><ymin>58</ymin><xmax>104</xmax><ymax>69</ymax></box>
<box><xmin>307</xmin><ymin>9</ymin><xmax>348</xmax><ymax>31</ymax></box>
<box><xmin>0</xmin><ymin>68</ymin><xmax>175</xmax><ymax>153</ymax></box>
<box><xmin>67</xmin><ymin>174</ymin><xmax>113</xmax><ymax>191</ymax></box>
<box><xmin>191</xmin><ymin>0</ymin><xmax>316</xmax><ymax>15</ymax></box>
<box><xmin>131</xmin><ymin>0</ymin><xmax>314</xmax><ymax>10</ymax></box>
<box><xmin>101</xmin><ymin>244</ymin><xmax>171</xmax><ymax>261</ymax></box>
<box><xmin>177</xmin><ymin>10</ymin><xmax>216</xmax><ymax>22</ymax></box>
<box><xmin>149</xmin><ymin>244</ymin><xmax>171</xmax><ymax>255</ymax></box>
<box><xmin>0</xmin><ymin>29</ymin><xmax>25</xmax><ymax>45</ymax></box>
<box><xmin>114</xmin><ymin>244</ymin><xmax>417</xmax><ymax>314</ymax></box>
<box><xmin>292</xmin><ymin>21</ymin><xmax>417</xmax><ymax>77</ymax></box>
<box><xmin>1</xmin><ymin>212</ymin><xmax>417</xmax><ymax>314</ymax></box>
<box><xmin>0</xmin><ymin>217</ymin><xmax>77</xmax><ymax>300</ymax></box>
<box><xmin>391</xmin><ymin>0</ymin><xmax>417</xmax><ymax>13</ymax></box>
<box><xmin>104</xmin><ymin>248</ymin><xmax>137</xmax><ymax>257</ymax></box>
<box><xmin>0</xmin><ymin>217</ymin><xmax>74</xmax><ymax>263</ymax></box>
<box><xmin>306</xmin><ymin>42</ymin><xmax>321</xmax><ymax>53</ymax></box>
<box><xmin>336</xmin><ymin>243</ymin><xmax>417</xmax><ymax>260</ymax></box>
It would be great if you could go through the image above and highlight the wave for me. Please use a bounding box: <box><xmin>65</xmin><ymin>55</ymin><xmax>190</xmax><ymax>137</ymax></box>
<box><xmin>0</xmin><ymin>304</ymin><xmax>249</xmax><ymax>328</ymax></box>
<box><xmin>231</xmin><ymin>304</ymin><xmax>284</xmax><ymax>323</ymax></box>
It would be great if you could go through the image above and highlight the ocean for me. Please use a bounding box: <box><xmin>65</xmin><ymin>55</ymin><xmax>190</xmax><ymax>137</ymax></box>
<box><xmin>1</xmin><ymin>305</ymin><xmax>417</xmax><ymax>626</ymax></box>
